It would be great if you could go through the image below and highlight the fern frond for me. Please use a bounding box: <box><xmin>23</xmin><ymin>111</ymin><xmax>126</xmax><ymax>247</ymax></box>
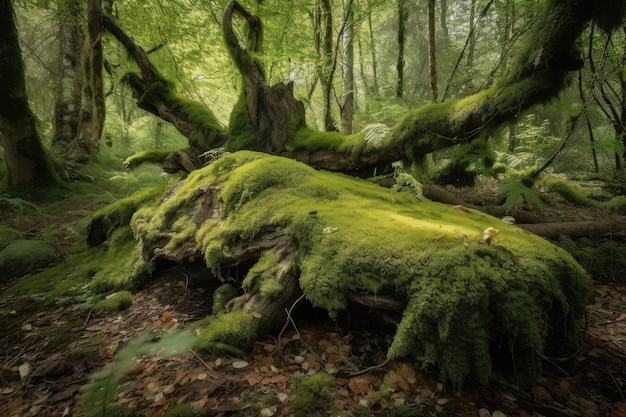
<box><xmin>80</xmin><ymin>328</ymin><xmax>197</xmax><ymax>417</ymax></box>
<box><xmin>363</xmin><ymin>123</ymin><xmax>390</xmax><ymax>148</ymax></box>
<box><xmin>496</xmin><ymin>179</ymin><xmax>544</xmax><ymax>211</ymax></box>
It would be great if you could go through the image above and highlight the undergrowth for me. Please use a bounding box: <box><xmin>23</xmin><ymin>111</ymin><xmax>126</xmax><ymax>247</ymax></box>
<box><xmin>80</xmin><ymin>328</ymin><xmax>196</xmax><ymax>417</ymax></box>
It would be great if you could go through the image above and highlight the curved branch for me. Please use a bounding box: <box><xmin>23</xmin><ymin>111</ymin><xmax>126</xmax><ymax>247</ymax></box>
<box><xmin>289</xmin><ymin>0</ymin><xmax>610</xmax><ymax>172</ymax></box>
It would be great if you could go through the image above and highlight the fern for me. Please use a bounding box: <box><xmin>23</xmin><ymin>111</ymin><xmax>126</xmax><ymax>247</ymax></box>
<box><xmin>80</xmin><ymin>328</ymin><xmax>197</xmax><ymax>417</ymax></box>
<box><xmin>0</xmin><ymin>225</ymin><xmax>21</xmax><ymax>243</ymax></box>
<box><xmin>496</xmin><ymin>178</ymin><xmax>544</xmax><ymax>211</ymax></box>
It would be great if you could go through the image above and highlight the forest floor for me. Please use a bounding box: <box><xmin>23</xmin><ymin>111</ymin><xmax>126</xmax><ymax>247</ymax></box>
<box><xmin>1</xmin><ymin>179</ymin><xmax>626</xmax><ymax>417</ymax></box>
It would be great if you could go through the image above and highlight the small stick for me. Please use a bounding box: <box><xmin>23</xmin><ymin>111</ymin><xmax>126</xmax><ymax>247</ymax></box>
<box><xmin>191</xmin><ymin>349</ymin><xmax>220</xmax><ymax>378</ymax></box>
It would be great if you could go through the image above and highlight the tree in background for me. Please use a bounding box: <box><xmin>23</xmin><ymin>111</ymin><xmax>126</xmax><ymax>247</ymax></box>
<box><xmin>0</xmin><ymin>0</ymin><xmax>59</xmax><ymax>187</ymax></box>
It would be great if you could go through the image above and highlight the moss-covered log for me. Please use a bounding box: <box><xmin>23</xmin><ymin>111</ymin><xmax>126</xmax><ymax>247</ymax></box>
<box><xmin>95</xmin><ymin>151</ymin><xmax>591</xmax><ymax>387</ymax></box>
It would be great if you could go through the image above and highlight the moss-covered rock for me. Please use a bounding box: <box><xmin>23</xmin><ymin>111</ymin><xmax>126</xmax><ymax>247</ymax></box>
<box><xmin>93</xmin><ymin>290</ymin><xmax>133</xmax><ymax>312</ymax></box>
<box><xmin>113</xmin><ymin>151</ymin><xmax>589</xmax><ymax>387</ymax></box>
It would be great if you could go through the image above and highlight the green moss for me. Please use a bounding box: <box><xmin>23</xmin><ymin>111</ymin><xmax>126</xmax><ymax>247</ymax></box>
<box><xmin>544</xmin><ymin>177</ymin><xmax>626</xmax><ymax>214</ymax></box>
<box><xmin>225</xmin><ymin>93</ymin><xmax>257</xmax><ymax>151</ymax></box>
<box><xmin>289</xmin><ymin>127</ymin><xmax>366</xmax><ymax>157</ymax></box>
<box><xmin>93</xmin><ymin>290</ymin><xmax>133</xmax><ymax>312</ymax></box>
<box><xmin>290</xmin><ymin>373</ymin><xmax>335</xmax><ymax>417</ymax></box>
<box><xmin>242</xmin><ymin>251</ymin><xmax>284</xmax><ymax>299</ymax></box>
<box><xmin>0</xmin><ymin>239</ymin><xmax>57</xmax><ymax>277</ymax></box>
<box><xmin>131</xmin><ymin>151</ymin><xmax>591</xmax><ymax>386</ymax></box>
<box><xmin>163</xmin><ymin>404</ymin><xmax>198</xmax><ymax>417</ymax></box>
<box><xmin>212</xmin><ymin>283</ymin><xmax>239</xmax><ymax>315</ymax></box>
<box><xmin>88</xmin><ymin>186</ymin><xmax>165</xmax><ymax>245</ymax></box>
<box><xmin>194</xmin><ymin>310</ymin><xmax>260</xmax><ymax>353</ymax></box>
<box><xmin>122</xmin><ymin>150</ymin><xmax>174</xmax><ymax>169</ymax></box>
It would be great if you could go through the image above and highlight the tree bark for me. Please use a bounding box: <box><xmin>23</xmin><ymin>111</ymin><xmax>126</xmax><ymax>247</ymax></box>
<box><xmin>317</xmin><ymin>0</ymin><xmax>338</xmax><ymax>131</ymax></box>
<box><xmin>51</xmin><ymin>0</ymin><xmax>84</xmax><ymax>156</ymax></box>
<box><xmin>396</xmin><ymin>0</ymin><xmax>408</xmax><ymax>98</ymax></box>
<box><xmin>0</xmin><ymin>0</ymin><xmax>59</xmax><ymax>187</ymax></box>
<box><xmin>66</xmin><ymin>0</ymin><xmax>106</xmax><ymax>167</ymax></box>
<box><xmin>427</xmin><ymin>0</ymin><xmax>438</xmax><ymax>102</ymax></box>
<box><xmin>340</xmin><ymin>2</ymin><xmax>354</xmax><ymax>134</ymax></box>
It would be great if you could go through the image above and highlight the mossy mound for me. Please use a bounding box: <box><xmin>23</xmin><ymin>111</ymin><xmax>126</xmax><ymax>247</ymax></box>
<box><xmin>123</xmin><ymin>151</ymin><xmax>590</xmax><ymax>387</ymax></box>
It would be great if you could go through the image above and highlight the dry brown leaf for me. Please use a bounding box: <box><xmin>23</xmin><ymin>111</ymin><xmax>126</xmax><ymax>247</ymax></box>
<box><xmin>348</xmin><ymin>376</ymin><xmax>371</xmax><ymax>396</ymax></box>
<box><xmin>531</xmin><ymin>385</ymin><xmax>553</xmax><ymax>402</ymax></box>
<box><xmin>245</xmin><ymin>372</ymin><xmax>263</xmax><ymax>386</ymax></box>
<box><xmin>612</xmin><ymin>402</ymin><xmax>626</xmax><ymax>417</ymax></box>
<box><xmin>396</xmin><ymin>363</ymin><xmax>418</xmax><ymax>392</ymax></box>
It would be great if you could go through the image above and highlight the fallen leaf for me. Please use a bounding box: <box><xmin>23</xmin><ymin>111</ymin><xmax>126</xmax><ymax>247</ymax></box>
<box><xmin>531</xmin><ymin>385</ymin><xmax>553</xmax><ymax>402</ymax></box>
<box><xmin>232</xmin><ymin>360</ymin><xmax>249</xmax><ymax>369</ymax></box>
<box><xmin>245</xmin><ymin>372</ymin><xmax>263</xmax><ymax>386</ymax></box>
<box><xmin>348</xmin><ymin>376</ymin><xmax>371</xmax><ymax>396</ymax></box>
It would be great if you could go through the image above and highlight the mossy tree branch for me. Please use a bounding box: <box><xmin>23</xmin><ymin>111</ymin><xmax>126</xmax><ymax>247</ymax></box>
<box><xmin>289</xmin><ymin>0</ymin><xmax>623</xmax><ymax>172</ymax></box>
<box><xmin>102</xmin><ymin>15</ymin><xmax>226</xmax><ymax>163</ymax></box>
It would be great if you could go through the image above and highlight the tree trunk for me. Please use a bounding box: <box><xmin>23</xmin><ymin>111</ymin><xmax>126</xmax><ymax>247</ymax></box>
<box><xmin>0</xmin><ymin>0</ymin><xmax>59</xmax><ymax>187</ymax></box>
<box><xmin>427</xmin><ymin>0</ymin><xmax>438</xmax><ymax>102</ymax></box>
<box><xmin>466</xmin><ymin>0</ymin><xmax>476</xmax><ymax>68</ymax></box>
<box><xmin>396</xmin><ymin>0</ymin><xmax>407</xmax><ymax>98</ymax></box>
<box><xmin>66</xmin><ymin>0</ymin><xmax>106</xmax><ymax>167</ymax></box>
<box><xmin>51</xmin><ymin>0</ymin><xmax>84</xmax><ymax>156</ymax></box>
<box><xmin>340</xmin><ymin>2</ymin><xmax>354</xmax><ymax>134</ymax></box>
<box><xmin>317</xmin><ymin>0</ymin><xmax>337</xmax><ymax>132</ymax></box>
<box><xmin>222</xmin><ymin>1</ymin><xmax>306</xmax><ymax>152</ymax></box>
<box><xmin>440</xmin><ymin>0</ymin><xmax>449</xmax><ymax>44</ymax></box>
<box><xmin>367</xmin><ymin>12</ymin><xmax>379</xmax><ymax>95</ymax></box>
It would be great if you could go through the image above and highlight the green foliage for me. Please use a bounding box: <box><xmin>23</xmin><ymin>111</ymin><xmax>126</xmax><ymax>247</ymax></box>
<box><xmin>0</xmin><ymin>239</ymin><xmax>57</xmax><ymax>277</ymax></box>
<box><xmin>93</xmin><ymin>291</ymin><xmax>133</xmax><ymax>312</ymax></box>
<box><xmin>226</xmin><ymin>93</ymin><xmax>257</xmax><ymax>151</ymax></box>
<box><xmin>80</xmin><ymin>328</ymin><xmax>197</xmax><ymax>417</ymax></box>
<box><xmin>557</xmin><ymin>236</ymin><xmax>626</xmax><ymax>284</ymax></box>
<box><xmin>496</xmin><ymin>178</ymin><xmax>545</xmax><ymax>211</ymax></box>
<box><xmin>290</xmin><ymin>373</ymin><xmax>335</xmax><ymax>417</ymax></box>
<box><xmin>431</xmin><ymin>138</ymin><xmax>496</xmax><ymax>187</ymax></box>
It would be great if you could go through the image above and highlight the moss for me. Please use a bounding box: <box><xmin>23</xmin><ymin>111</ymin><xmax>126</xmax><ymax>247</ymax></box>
<box><xmin>242</xmin><ymin>251</ymin><xmax>284</xmax><ymax>299</ymax></box>
<box><xmin>87</xmin><ymin>186</ymin><xmax>165</xmax><ymax>245</ymax></box>
<box><xmin>0</xmin><ymin>239</ymin><xmax>58</xmax><ymax>277</ymax></box>
<box><xmin>163</xmin><ymin>404</ymin><xmax>198</xmax><ymax>417</ymax></box>
<box><xmin>193</xmin><ymin>310</ymin><xmax>260</xmax><ymax>353</ymax></box>
<box><xmin>225</xmin><ymin>93</ymin><xmax>257</xmax><ymax>151</ymax></box>
<box><xmin>544</xmin><ymin>177</ymin><xmax>626</xmax><ymax>214</ymax></box>
<box><xmin>93</xmin><ymin>290</ymin><xmax>133</xmax><ymax>312</ymax></box>
<box><xmin>131</xmin><ymin>151</ymin><xmax>591</xmax><ymax>386</ymax></box>
<box><xmin>290</xmin><ymin>373</ymin><xmax>335</xmax><ymax>417</ymax></box>
<box><xmin>122</xmin><ymin>150</ymin><xmax>174</xmax><ymax>169</ymax></box>
<box><xmin>212</xmin><ymin>283</ymin><xmax>239</xmax><ymax>315</ymax></box>
<box><xmin>289</xmin><ymin>127</ymin><xmax>366</xmax><ymax>157</ymax></box>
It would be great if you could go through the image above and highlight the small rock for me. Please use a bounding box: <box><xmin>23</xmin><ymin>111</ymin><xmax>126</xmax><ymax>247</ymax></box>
<box><xmin>478</xmin><ymin>408</ymin><xmax>491</xmax><ymax>417</ymax></box>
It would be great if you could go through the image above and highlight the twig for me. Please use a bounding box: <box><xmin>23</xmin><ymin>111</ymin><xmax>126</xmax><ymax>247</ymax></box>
<box><xmin>607</xmin><ymin>365</ymin><xmax>625</xmax><ymax>403</ymax></box>
<box><xmin>82</xmin><ymin>309</ymin><xmax>93</xmax><ymax>328</ymax></box>
<box><xmin>191</xmin><ymin>349</ymin><xmax>220</xmax><ymax>379</ymax></box>
<box><xmin>277</xmin><ymin>294</ymin><xmax>305</xmax><ymax>350</ymax></box>
<box><xmin>349</xmin><ymin>357</ymin><xmax>392</xmax><ymax>377</ymax></box>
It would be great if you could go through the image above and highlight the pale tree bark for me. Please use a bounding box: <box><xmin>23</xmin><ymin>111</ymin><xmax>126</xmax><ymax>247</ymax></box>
<box><xmin>0</xmin><ymin>0</ymin><xmax>59</xmax><ymax>187</ymax></box>
<box><xmin>467</xmin><ymin>0</ymin><xmax>476</xmax><ymax>68</ymax></box>
<box><xmin>367</xmin><ymin>12</ymin><xmax>379</xmax><ymax>95</ymax></box>
<box><xmin>427</xmin><ymin>0</ymin><xmax>438</xmax><ymax>102</ymax></box>
<box><xmin>51</xmin><ymin>0</ymin><xmax>84</xmax><ymax>156</ymax></box>
<box><xmin>317</xmin><ymin>0</ymin><xmax>338</xmax><ymax>131</ymax></box>
<box><xmin>66</xmin><ymin>0</ymin><xmax>106</xmax><ymax>167</ymax></box>
<box><xmin>340</xmin><ymin>1</ymin><xmax>354</xmax><ymax>134</ymax></box>
<box><xmin>440</xmin><ymin>0</ymin><xmax>449</xmax><ymax>44</ymax></box>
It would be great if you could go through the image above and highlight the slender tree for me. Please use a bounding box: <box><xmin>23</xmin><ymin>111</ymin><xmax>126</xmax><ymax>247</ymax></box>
<box><xmin>340</xmin><ymin>1</ymin><xmax>354</xmax><ymax>134</ymax></box>
<box><xmin>396</xmin><ymin>0</ymin><xmax>408</xmax><ymax>98</ymax></box>
<box><xmin>427</xmin><ymin>0</ymin><xmax>438</xmax><ymax>102</ymax></box>
<box><xmin>0</xmin><ymin>0</ymin><xmax>59</xmax><ymax>187</ymax></box>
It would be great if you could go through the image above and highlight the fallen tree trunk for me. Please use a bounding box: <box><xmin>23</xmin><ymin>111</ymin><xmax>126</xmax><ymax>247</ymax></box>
<box><xmin>518</xmin><ymin>221</ymin><xmax>624</xmax><ymax>240</ymax></box>
<box><xmin>92</xmin><ymin>152</ymin><xmax>592</xmax><ymax>388</ymax></box>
